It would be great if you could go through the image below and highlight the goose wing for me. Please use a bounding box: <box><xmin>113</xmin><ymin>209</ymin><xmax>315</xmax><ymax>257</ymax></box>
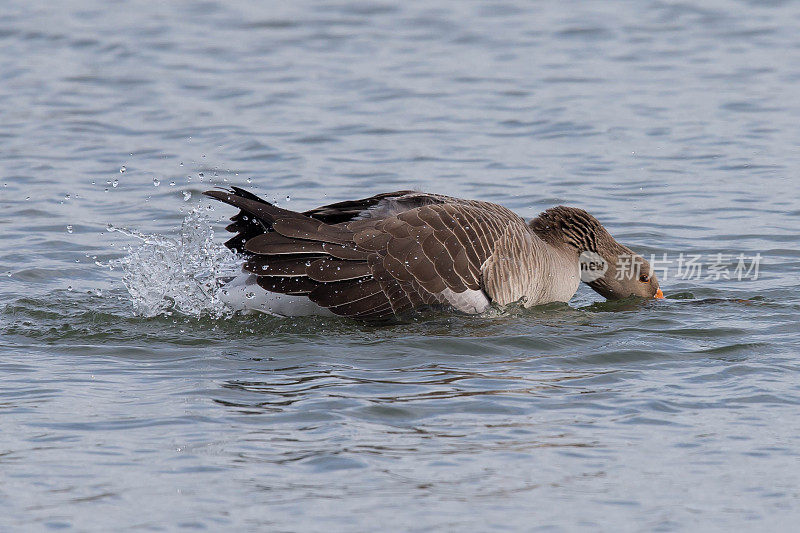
<box><xmin>205</xmin><ymin>188</ymin><xmax>532</xmax><ymax>320</ymax></box>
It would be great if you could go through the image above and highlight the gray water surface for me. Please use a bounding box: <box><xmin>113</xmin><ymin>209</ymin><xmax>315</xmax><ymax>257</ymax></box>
<box><xmin>2</xmin><ymin>0</ymin><xmax>800</xmax><ymax>531</ymax></box>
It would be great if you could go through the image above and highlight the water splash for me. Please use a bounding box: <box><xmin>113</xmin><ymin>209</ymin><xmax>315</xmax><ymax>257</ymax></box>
<box><xmin>105</xmin><ymin>210</ymin><xmax>242</xmax><ymax>318</ymax></box>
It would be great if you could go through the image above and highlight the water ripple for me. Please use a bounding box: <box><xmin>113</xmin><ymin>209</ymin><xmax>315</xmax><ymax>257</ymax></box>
<box><xmin>2</xmin><ymin>0</ymin><xmax>800</xmax><ymax>530</ymax></box>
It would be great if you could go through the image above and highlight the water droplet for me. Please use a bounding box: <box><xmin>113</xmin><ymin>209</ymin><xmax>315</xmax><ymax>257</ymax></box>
<box><xmin>67</xmin><ymin>285</ymin><xmax>73</xmax><ymax>291</ymax></box>
<box><xmin>179</xmin><ymin>162</ymin><xmax>184</xmax><ymax>167</ymax></box>
<box><xmin>170</xmin><ymin>181</ymin><xmax>176</xmax><ymax>186</ymax></box>
<box><xmin>153</xmin><ymin>178</ymin><xmax>160</xmax><ymax>187</ymax></box>
<box><xmin>66</xmin><ymin>225</ymin><xmax>73</xmax><ymax>234</ymax></box>
<box><xmin>182</xmin><ymin>191</ymin><xmax>192</xmax><ymax>201</ymax></box>
<box><xmin>246</xmin><ymin>177</ymin><xmax>252</xmax><ymax>183</ymax></box>
<box><xmin>64</xmin><ymin>194</ymin><xmax>71</xmax><ymax>200</ymax></box>
<box><xmin>120</xmin><ymin>166</ymin><xmax>126</xmax><ymax>173</ymax></box>
<box><xmin>285</xmin><ymin>195</ymin><xmax>291</xmax><ymax>202</ymax></box>
<box><xmin>112</xmin><ymin>179</ymin><xmax>119</xmax><ymax>188</ymax></box>
<box><xmin>245</xmin><ymin>292</ymin><xmax>255</xmax><ymax>299</ymax></box>
<box><xmin>198</xmin><ymin>172</ymin><xmax>204</xmax><ymax>178</ymax></box>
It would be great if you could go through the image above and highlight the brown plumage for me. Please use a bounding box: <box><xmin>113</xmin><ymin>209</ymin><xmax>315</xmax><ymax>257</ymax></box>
<box><xmin>205</xmin><ymin>187</ymin><xmax>663</xmax><ymax>321</ymax></box>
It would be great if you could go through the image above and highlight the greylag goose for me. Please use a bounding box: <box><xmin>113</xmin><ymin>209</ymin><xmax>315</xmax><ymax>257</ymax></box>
<box><xmin>205</xmin><ymin>187</ymin><xmax>663</xmax><ymax>321</ymax></box>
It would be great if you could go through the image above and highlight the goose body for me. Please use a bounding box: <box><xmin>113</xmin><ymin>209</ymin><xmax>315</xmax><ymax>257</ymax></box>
<box><xmin>206</xmin><ymin>188</ymin><xmax>662</xmax><ymax>321</ymax></box>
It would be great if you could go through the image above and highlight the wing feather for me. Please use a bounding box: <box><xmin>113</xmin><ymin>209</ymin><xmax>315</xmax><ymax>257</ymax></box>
<box><xmin>272</xmin><ymin>218</ymin><xmax>353</xmax><ymax>245</ymax></box>
<box><xmin>245</xmin><ymin>232</ymin><xmax>326</xmax><ymax>255</ymax></box>
<box><xmin>309</xmin><ymin>278</ymin><xmax>385</xmax><ymax>308</ymax></box>
<box><xmin>307</xmin><ymin>258</ymin><xmax>372</xmax><ymax>282</ymax></box>
<box><xmin>257</xmin><ymin>276</ymin><xmax>320</xmax><ymax>295</ymax></box>
<box><xmin>244</xmin><ymin>256</ymin><xmax>318</xmax><ymax>277</ymax></box>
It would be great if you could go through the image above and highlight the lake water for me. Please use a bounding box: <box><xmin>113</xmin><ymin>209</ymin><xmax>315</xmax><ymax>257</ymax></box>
<box><xmin>2</xmin><ymin>0</ymin><xmax>800</xmax><ymax>530</ymax></box>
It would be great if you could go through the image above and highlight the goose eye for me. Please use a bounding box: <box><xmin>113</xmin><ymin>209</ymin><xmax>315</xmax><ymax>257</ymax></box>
<box><xmin>639</xmin><ymin>274</ymin><xmax>650</xmax><ymax>283</ymax></box>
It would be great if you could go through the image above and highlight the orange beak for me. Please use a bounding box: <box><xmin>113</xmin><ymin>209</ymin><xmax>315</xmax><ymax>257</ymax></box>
<box><xmin>654</xmin><ymin>289</ymin><xmax>664</xmax><ymax>299</ymax></box>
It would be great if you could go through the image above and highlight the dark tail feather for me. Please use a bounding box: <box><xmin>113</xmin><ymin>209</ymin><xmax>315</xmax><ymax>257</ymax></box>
<box><xmin>229</xmin><ymin>186</ymin><xmax>268</xmax><ymax>203</ymax></box>
<box><xmin>204</xmin><ymin>189</ymin><xmax>306</xmax><ymax>225</ymax></box>
<box><xmin>205</xmin><ymin>187</ymin><xmax>312</xmax><ymax>253</ymax></box>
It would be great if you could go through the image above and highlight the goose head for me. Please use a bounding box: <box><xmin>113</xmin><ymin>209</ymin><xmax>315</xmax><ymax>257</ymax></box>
<box><xmin>530</xmin><ymin>206</ymin><xmax>664</xmax><ymax>301</ymax></box>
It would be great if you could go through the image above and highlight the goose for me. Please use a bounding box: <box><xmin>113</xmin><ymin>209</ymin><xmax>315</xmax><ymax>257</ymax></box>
<box><xmin>205</xmin><ymin>187</ymin><xmax>663</xmax><ymax>321</ymax></box>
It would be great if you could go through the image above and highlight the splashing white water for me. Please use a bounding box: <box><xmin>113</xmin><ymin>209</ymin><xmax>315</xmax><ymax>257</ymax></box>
<box><xmin>105</xmin><ymin>210</ymin><xmax>242</xmax><ymax>318</ymax></box>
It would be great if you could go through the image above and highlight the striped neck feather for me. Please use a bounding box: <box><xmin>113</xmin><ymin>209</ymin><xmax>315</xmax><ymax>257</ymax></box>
<box><xmin>529</xmin><ymin>205</ymin><xmax>605</xmax><ymax>254</ymax></box>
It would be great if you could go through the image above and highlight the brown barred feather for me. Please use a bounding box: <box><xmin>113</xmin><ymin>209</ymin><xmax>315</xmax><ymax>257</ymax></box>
<box><xmin>272</xmin><ymin>218</ymin><xmax>353</xmax><ymax>245</ymax></box>
<box><xmin>351</xmin><ymin>305</ymin><xmax>397</xmax><ymax>321</ymax></box>
<box><xmin>321</xmin><ymin>242</ymin><xmax>372</xmax><ymax>261</ymax></box>
<box><xmin>329</xmin><ymin>292</ymin><xmax>392</xmax><ymax>318</ymax></box>
<box><xmin>307</xmin><ymin>258</ymin><xmax>372</xmax><ymax>282</ymax></box>
<box><xmin>308</xmin><ymin>278</ymin><xmax>384</xmax><ymax>308</ymax></box>
<box><xmin>443</xmin><ymin>208</ymin><xmax>483</xmax><ymax>272</ymax></box>
<box><xmin>256</xmin><ymin>276</ymin><xmax>320</xmax><ymax>295</ymax></box>
<box><xmin>244</xmin><ymin>256</ymin><xmax>319</xmax><ymax>277</ymax></box>
<box><xmin>245</xmin><ymin>232</ymin><xmax>326</xmax><ymax>255</ymax></box>
<box><xmin>352</xmin><ymin>228</ymin><xmax>391</xmax><ymax>251</ymax></box>
<box><xmin>368</xmin><ymin>255</ymin><xmax>419</xmax><ymax>312</ymax></box>
<box><xmin>343</xmin><ymin>218</ymin><xmax>383</xmax><ymax>232</ymax></box>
